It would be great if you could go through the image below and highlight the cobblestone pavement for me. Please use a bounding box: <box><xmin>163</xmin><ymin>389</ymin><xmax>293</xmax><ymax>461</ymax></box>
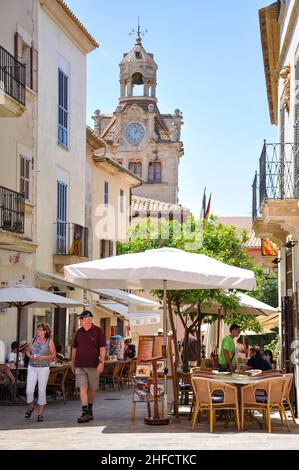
<box><xmin>0</xmin><ymin>389</ymin><xmax>298</xmax><ymax>450</ymax></box>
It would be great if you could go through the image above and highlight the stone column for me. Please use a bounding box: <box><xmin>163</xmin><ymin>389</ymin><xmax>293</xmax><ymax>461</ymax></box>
<box><xmin>120</xmin><ymin>81</ymin><xmax>126</xmax><ymax>97</ymax></box>
<box><xmin>144</xmin><ymin>81</ymin><xmax>149</xmax><ymax>96</ymax></box>
<box><xmin>127</xmin><ymin>80</ymin><xmax>133</xmax><ymax>97</ymax></box>
<box><xmin>151</xmin><ymin>84</ymin><xmax>156</xmax><ymax>98</ymax></box>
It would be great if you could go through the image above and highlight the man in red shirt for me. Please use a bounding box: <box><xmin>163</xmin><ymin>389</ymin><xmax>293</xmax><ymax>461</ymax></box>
<box><xmin>71</xmin><ymin>310</ymin><xmax>106</xmax><ymax>423</ymax></box>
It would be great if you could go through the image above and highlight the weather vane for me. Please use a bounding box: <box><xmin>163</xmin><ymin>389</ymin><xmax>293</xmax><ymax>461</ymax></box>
<box><xmin>129</xmin><ymin>17</ymin><xmax>148</xmax><ymax>40</ymax></box>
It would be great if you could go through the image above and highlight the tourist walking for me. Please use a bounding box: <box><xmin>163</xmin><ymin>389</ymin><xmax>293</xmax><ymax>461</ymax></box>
<box><xmin>71</xmin><ymin>310</ymin><xmax>106</xmax><ymax>423</ymax></box>
<box><xmin>25</xmin><ymin>323</ymin><xmax>56</xmax><ymax>422</ymax></box>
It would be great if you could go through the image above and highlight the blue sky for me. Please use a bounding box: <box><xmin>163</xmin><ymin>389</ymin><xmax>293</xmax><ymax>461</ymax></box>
<box><xmin>67</xmin><ymin>0</ymin><xmax>277</xmax><ymax>217</ymax></box>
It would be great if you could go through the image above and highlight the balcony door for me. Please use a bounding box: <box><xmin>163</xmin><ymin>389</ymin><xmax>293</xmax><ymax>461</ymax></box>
<box><xmin>56</xmin><ymin>180</ymin><xmax>68</xmax><ymax>254</ymax></box>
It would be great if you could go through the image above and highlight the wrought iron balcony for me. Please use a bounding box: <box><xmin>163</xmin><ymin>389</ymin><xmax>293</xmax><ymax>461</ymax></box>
<box><xmin>252</xmin><ymin>141</ymin><xmax>296</xmax><ymax>220</ymax></box>
<box><xmin>54</xmin><ymin>222</ymin><xmax>89</xmax><ymax>258</ymax></box>
<box><xmin>0</xmin><ymin>45</ymin><xmax>26</xmax><ymax>106</ymax></box>
<box><xmin>0</xmin><ymin>186</ymin><xmax>25</xmax><ymax>233</ymax></box>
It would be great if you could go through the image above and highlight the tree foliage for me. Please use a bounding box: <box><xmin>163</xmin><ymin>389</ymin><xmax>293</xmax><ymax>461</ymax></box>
<box><xmin>118</xmin><ymin>216</ymin><xmax>274</xmax><ymax>369</ymax></box>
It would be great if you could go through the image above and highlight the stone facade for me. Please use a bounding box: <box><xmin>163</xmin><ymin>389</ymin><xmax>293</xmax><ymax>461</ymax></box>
<box><xmin>92</xmin><ymin>34</ymin><xmax>184</xmax><ymax>205</ymax></box>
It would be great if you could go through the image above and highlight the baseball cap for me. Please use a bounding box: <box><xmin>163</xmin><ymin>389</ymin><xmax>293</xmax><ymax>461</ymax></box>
<box><xmin>78</xmin><ymin>310</ymin><xmax>93</xmax><ymax>319</ymax></box>
<box><xmin>157</xmin><ymin>328</ymin><xmax>163</xmax><ymax>333</ymax></box>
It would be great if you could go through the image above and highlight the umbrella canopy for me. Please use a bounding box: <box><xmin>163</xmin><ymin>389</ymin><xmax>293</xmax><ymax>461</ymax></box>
<box><xmin>0</xmin><ymin>284</ymin><xmax>83</xmax><ymax>308</ymax></box>
<box><xmin>257</xmin><ymin>312</ymin><xmax>279</xmax><ymax>330</ymax></box>
<box><xmin>203</xmin><ymin>292</ymin><xmax>277</xmax><ymax>317</ymax></box>
<box><xmin>0</xmin><ymin>283</ymin><xmax>83</xmax><ymax>400</ymax></box>
<box><xmin>64</xmin><ymin>247</ymin><xmax>256</xmax><ymax>291</ymax></box>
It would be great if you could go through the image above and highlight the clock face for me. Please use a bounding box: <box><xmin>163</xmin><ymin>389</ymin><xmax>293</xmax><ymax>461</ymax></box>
<box><xmin>125</xmin><ymin>123</ymin><xmax>145</xmax><ymax>145</ymax></box>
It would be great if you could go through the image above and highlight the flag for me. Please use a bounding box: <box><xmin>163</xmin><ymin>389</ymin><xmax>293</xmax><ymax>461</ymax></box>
<box><xmin>200</xmin><ymin>187</ymin><xmax>206</xmax><ymax>220</ymax></box>
<box><xmin>204</xmin><ymin>193</ymin><xmax>212</xmax><ymax>221</ymax></box>
<box><xmin>261</xmin><ymin>238</ymin><xmax>278</xmax><ymax>257</ymax></box>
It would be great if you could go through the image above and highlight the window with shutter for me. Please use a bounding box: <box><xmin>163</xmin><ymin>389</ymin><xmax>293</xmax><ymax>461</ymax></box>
<box><xmin>128</xmin><ymin>161</ymin><xmax>142</xmax><ymax>178</ymax></box>
<box><xmin>100</xmin><ymin>239</ymin><xmax>105</xmax><ymax>259</ymax></box>
<box><xmin>56</xmin><ymin>181</ymin><xmax>68</xmax><ymax>254</ymax></box>
<box><xmin>58</xmin><ymin>69</ymin><xmax>69</xmax><ymax>149</ymax></box>
<box><xmin>20</xmin><ymin>155</ymin><xmax>30</xmax><ymax>200</ymax></box>
<box><xmin>294</xmin><ymin>59</ymin><xmax>299</xmax><ymax>197</ymax></box>
<box><xmin>120</xmin><ymin>189</ymin><xmax>124</xmax><ymax>214</ymax></box>
<box><xmin>148</xmin><ymin>161</ymin><xmax>161</xmax><ymax>183</ymax></box>
<box><xmin>104</xmin><ymin>181</ymin><xmax>109</xmax><ymax>207</ymax></box>
<box><xmin>109</xmin><ymin>240</ymin><xmax>114</xmax><ymax>257</ymax></box>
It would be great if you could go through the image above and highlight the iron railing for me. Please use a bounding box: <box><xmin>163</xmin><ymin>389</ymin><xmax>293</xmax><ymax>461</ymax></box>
<box><xmin>0</xmin><ymin>186</ymin><xmax>25</xmax><ymax>233</ymax></box>
<box><xmin>0</xmin><ymin>45</ymin><xmax>26</xmax><ymax>106</ymax></box>
<box><xmin>54</xmin><ymin>222</ymin><xmax>89</xmax><ymax>258</ymax></box>
<box><xmin>252</xmin><ymin>141</ymin><xmax>296</xmax><ymax>220</ymax></box>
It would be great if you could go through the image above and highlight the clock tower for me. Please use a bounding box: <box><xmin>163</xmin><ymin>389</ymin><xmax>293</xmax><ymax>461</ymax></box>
<box><xmin>92</xmin><ymin>31</ymin><xmax>184</xmax><ymax>205</ymax></box>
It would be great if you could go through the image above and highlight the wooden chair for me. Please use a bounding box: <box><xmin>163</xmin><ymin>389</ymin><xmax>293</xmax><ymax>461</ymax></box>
<box><xmin>240</xmin><ymin>376</ymin><xmax>291</xmax><ymax>433</ymax></box>
<box><xmin>191</xmin><ymin>376</ymin><xmax>240</xmax><ymax>432</ymax></box>
<box><xmin>64</xmin><ymin>366</ymin><xmax>78</xmax><ymax>400</ymax></box>
<box><xmin>122</xmin><ymin>360</ymin><xmax>136</xmax><ymax>388</ymax></box>
<box><xmin>105</xmin><ymin>362</ymin><xmax>124</xmax><ymax>391</ymax></box>
<box><xmin>283</xmin><ymin>373</ymin><xmax>296</xmax><ymax>423</ymax></box>
<box><xmin>47</xmin><ymin>365</ymin><xmax>70</xmax><ymax>404</ymax></box>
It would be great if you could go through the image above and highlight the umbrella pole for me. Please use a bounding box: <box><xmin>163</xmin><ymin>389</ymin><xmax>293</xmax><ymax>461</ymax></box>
<box><xmin>163</xmin><ymin>280</ymin><xmax>168</xmax><ymax>416</ymax></box>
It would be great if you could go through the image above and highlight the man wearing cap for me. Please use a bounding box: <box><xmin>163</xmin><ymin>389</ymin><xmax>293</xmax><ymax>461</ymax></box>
<box><xmin>71</xmin><ymin>310</ymin><xmax>106</xmax><ymax>423</ymax></box>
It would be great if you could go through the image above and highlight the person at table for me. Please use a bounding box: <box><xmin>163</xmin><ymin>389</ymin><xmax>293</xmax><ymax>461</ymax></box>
<box><xmin>19</xmin><ymin>341</ymin><xmax>29</xmax><ymax>368</ymax></box>
<box><xmin>0</xmin><ymin>363</ymin><xmax>20</xmax><ymax>400</ymax></box>
<box><xmin>25</xmin><ymin>323</ymin><xmax>56</xmax><ymax>422</ymax></box>
<box><xmin>124</xmin><ymin>339</ymin><xmax>136</xmax><ymax>360</ymax></box>
<box><xmin>264</xmin><ymin>349</ymin><xmax>275</xmax><ymax>369</ymax></box>
<box><xmin>6</xmin><ymin>341</ymin><xmax>24</xmax><ymax>369</ymax></box>
<box><xmin>71</xmin><ymin>310</ymin><xmax>106</xmax><ymax>423</ymax></box>
<box><xmin>243</xmin><ymin>347</ymin><xmax>272</xmax><ymax>371</ymax></box>
<box><xmin>219</xmin><ymin>324</ymin><xmax>241</xmax><ymax>372</ymax></box>
<box><xmin>56</xmin><ymin>344</ymin><xmax>68</xmax><ymax>363</ymax></box>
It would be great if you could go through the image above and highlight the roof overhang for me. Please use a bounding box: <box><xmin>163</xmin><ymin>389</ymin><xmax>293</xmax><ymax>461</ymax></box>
<box><xmin>92</xmin><ymin>155</ymin><xmax>142</xmax><ymax>187</ymax></box>
<box><xmin>259</xmin><ymin>2</ymin><xmax>280</xmax><ymax>124</ymax></box>
<box><xmin>40</xmin><ymin>0</ymin><xmax>99</xmax><ymax>54</ymax></box>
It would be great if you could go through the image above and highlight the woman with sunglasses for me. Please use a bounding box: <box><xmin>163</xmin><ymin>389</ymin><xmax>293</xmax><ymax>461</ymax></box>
<box><xmin>25</xmin><ymin>323</ymin><xmax>56</xmax><ymax>422</ymax></box>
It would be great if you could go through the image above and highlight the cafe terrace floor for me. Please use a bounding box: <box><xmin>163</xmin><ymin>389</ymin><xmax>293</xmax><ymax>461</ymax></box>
<box><xmin>0</xmin><ymin>388</ymin><xmax>299</xmax><ymax>450</ymax></box>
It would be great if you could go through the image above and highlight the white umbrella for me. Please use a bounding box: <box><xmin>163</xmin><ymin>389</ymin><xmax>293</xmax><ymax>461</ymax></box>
<box><xmin>64</xmin><ymin>247</ymin><xmax>256</xmax><ymax>290</ymax></box>
<box><xmin>202</xmin><ymin>292</ymin><xmax>277</xmax><ymax>317</ymax></box>
<box><xmin>0</xmin><ymin>283</ymin><xmax>83</xmax><ymax>396</ymax></box>
<box><xmin>64</xmin><ymin>247</ymin><xmax>256</xmax><ymax>423</ymax></box>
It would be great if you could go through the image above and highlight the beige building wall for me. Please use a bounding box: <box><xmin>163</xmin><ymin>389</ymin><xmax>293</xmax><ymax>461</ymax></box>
<box><xmin>36</xmin><ymin>3</ymin><xmax>88</xmax><ymax>274</ymax></box>
<box><xmin>0</xmin><ymin>0</ymin><xmax>38</xmax><ymax>351</ymax></box>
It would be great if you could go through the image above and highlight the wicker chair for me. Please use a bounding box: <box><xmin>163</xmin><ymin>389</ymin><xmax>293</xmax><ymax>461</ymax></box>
<box><xmin>191</xmin><ymin>376</ymin><xmax>240</xmax><ymax>432</ymax></box>
<box><xmin>240</xmin><ymin>376</ymin><xmax>291</xmax><ymax>433</ymax></box>
<box><xmin>283</xmin><ymin>373</ymin><xmax>296</xmax><ymax>423</ymax></box>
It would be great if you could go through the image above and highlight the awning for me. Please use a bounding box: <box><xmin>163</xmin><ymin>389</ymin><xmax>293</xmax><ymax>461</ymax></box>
<box><xmin>99</xmin><ymin>302</ymin><xmax>161</xmax><ymax>326</ymax></box>
<box><xmin>37</xmin><ymin>272</ymin><xmax>160</xmax><ymax>309</ymax></box>
<box><xmin>95</xmin><ymin>289</ymin><xmax>160</xmax><ymax>308</ymax></box>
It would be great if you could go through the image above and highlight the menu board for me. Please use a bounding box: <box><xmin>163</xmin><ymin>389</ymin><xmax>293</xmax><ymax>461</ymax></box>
<box><xmin>153</xmin><ymin>335</ymin><xmax>164</xmax><ymax>358</ymax></box>
<box><xmin>138</xmin><ymin>336</ymin><xmax>154</xmax><ymax>361</ymax></box>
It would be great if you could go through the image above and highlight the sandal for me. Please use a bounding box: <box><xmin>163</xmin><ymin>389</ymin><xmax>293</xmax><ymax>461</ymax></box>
<box><xmin>25</xmin><ymin>406</ymin><xmax>34</xmax><ymax>418</ymax></box>
<box><xmin>37</xmin><ymin>415</ymin><xmax>44</xmax><ymax>422</ymax></box>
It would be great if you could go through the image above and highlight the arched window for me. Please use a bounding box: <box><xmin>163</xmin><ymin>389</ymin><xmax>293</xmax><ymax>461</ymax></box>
<box><xmin>148</xmin><ymin>161</ymin><xmax>161</xmax><ymax>183</ymax></box>
<box><xmin>129</xmin><ymin>161</ymin><xmax>142</xmax><ymax>178</ymax></box>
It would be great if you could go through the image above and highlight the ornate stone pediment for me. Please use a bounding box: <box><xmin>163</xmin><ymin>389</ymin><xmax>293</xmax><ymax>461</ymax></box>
<box><xmin>280</xmin><ymin>65</ymin><xmax>290</xmax><ymax>113</ymax></box>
